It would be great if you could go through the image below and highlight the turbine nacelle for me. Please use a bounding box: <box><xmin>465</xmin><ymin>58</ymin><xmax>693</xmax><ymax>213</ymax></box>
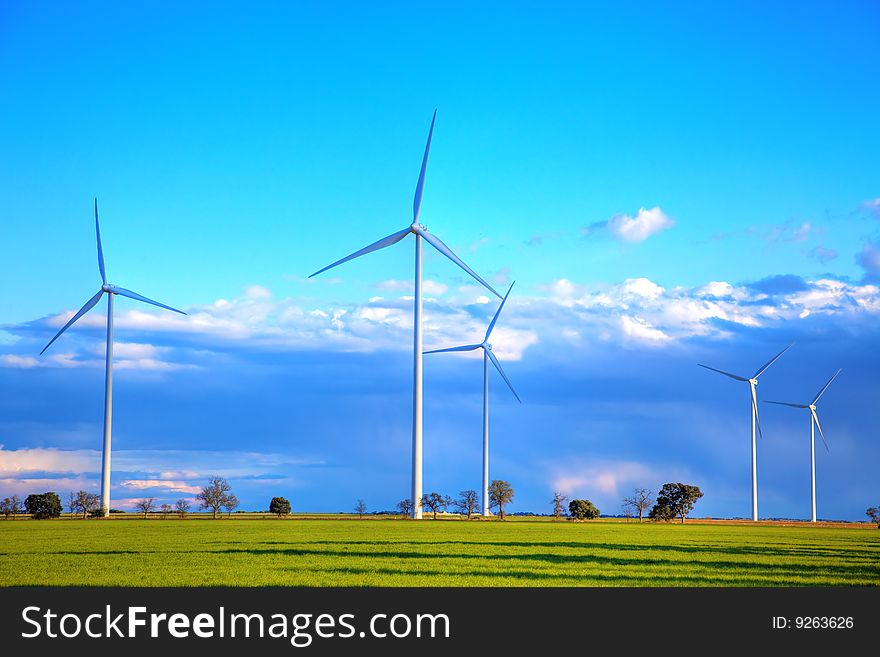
<box><xmin>749</xmin><ymin>378</ymin><xmax>758</xmax><ymax>386</ymax></box>
<box><xmin>484</xmin><ymin>342</ymin><xmax>492</xmax><ymax>351</ymax></box>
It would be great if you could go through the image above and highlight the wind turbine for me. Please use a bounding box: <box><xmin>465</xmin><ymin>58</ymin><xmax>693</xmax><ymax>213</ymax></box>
<box><xmin>308</xmin><ymin>111</ymin><xmax>502</xmax><ymax>519</ymax></box>
<box><xmin>41</xmin><ymin>199</ymin><xmax>186</xmax><ymax>516</ymax></box>
<box><xmin>425</xmin><ymin>282</ymin><xmax>521</xmax><ymax>517</ymax></box>
<box><xmin>698</xmin><ymin>343</ymin><xmax>793</xmax><ymax>521</ymax></box>
<box><xmin>766</xmin><ymin>369</ymin><xmax>841</xmax><ymax>523</ymax></box>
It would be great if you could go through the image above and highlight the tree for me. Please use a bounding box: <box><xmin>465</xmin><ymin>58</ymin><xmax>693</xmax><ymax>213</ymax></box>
<box><xmin>11</xmin><ymin>494</ymin><xmax>19</xmax><ymax>520</ymax></box>
<box><xmin>568</xmin><ymin>499</ymin><xmax>600</xmax><ymax>520</ymax></box>
<box><xmin>421</xmin><ymin>492</ymin><xmax>451</xmax><ymax>520</ymax></box>
<box><xmin>488</xmin><ymin>480</ymin><xmax>514</xmax><ymax>520</ymax></box>
<box><xmin>224</xmin><ymin>494</ymin><xmax>240</xmax><ymax>517</ymax></box>
<box><xmin>454</xmin><ymin>490</ymin><xmax>480</xmax><ymax>519</ymax></box>
<box><xmin>24</xmin><ymin>492</ymin><xmax>62</xmax><ymax>519</ymax></box>
<box><xmin>160</xmin><ymin>503</ymin><xmax>172</xmax><ymax>519</ymax></box>
<box><xmin>650</xmin><ymin>483</ymin><xmax>703</xmax><ymax>524</ymax></box>
<box><xmin>67</xmin><ymin>491</ymin><xmax>77</xmax><ymax>515</ymax></box>
<box><xmin>867</xmin><ymin>506</ymin><xmax>880</xmax><ymax>528</ymax></box>
<box><xmin>73</xmin><ymin>491</ymin><xmax>100</xmax><ymax>519</ymax></box>
<box><xmin>197</xmin><ymin>476</ymin><xmax>232</xmax><ymax>519</ymax></box>
<box><xmin>269</xmin><ymin>497</ymin><xmax>291</xmax><ymax>517</ymax></box>
<box><xmin>355</xmin><ymin>499</ymin><xmax>367</xmax><ymax>518</ymax></box>
<box><xmin>396</xmin><ymin>498</ymin><xmax>413</xmax><ymax>518</ymax></box>
<box><xmin>551</xmin><ymin>491</ymin><xmax>569</xmax><ymax>520</ymax></box>
<box><xmin>622</xmin><ymin>488</ymin><xmax>654</xmax><ymax>523</ymax></box>
<box><xmin>135</xmin><ymin>498</ymin><xmax>156</xmax><ymax>518</ymax></box>
<box><xmin>1</xmin><ymin>497</ymin><xmax>15</xmax><ymax>520</ymax></box>
<box><xmin>175</xmin><ymin>498</ymin><xmax>191</xmax><ymax>519</ymax></box>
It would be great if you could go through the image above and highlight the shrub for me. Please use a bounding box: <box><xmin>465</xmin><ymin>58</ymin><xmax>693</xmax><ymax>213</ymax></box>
<box><xmin>24</xmin><ymin>492</ymin><xmax>62</xmax><ymax>519</ymax></box>
<box><xmin>270</xmin><ymin>497</ymin><xmax>291</xmax><ymax>517</ymax></box>
<box><xmin>568</xmin><ymin>499</ymin><xmax>600</xmax><ymax>520</ymax></box>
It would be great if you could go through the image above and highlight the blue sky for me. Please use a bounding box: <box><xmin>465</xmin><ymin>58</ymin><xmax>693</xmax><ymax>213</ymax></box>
<box><xmin>1</xmin><ymin>2</ymin><xmax>879</xmax><ymax>519</ymax></box>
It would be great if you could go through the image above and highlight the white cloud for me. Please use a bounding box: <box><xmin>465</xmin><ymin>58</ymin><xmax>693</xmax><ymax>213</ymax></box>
<box><xmin>120</xmin><ymin>479</ymin><xmax>201</xmax><ymax>494</ymax></box>
<box><xmin>0</xmin><ymin>354</ymin><xmax>40</xmax><ymax>368</ymax></box>
<box><xmin>550</xmin><ymin>460</ymin><xmax>659</xmax><ymax>498</ymax></box>
<box><xmin>603</xmin><ymin>206</ymin><xmax>675</xmax><ymax>243</ymax></box>
<box><xmin>11</xmin><ymin>269</ymin><xmax>880</xmax><ymax>369</ymax></box>
<box><xmin>422</xmin><ymin>280</ymin><xmax>448</xmax><ymax>296</ymax></box>
<box><xmin>622</xmin><ymin>277</ymin><xmax>665</xmax><ymax>300</ymax></box>
<box><xmin>620</xmin><ymin>315</ymin><xmax>671</xmax><ymax>344</ymax></box>
<box><xmin>244</xmin><ymin>284</ymin><xmax>272</xmax><ymax>299</ymax></box>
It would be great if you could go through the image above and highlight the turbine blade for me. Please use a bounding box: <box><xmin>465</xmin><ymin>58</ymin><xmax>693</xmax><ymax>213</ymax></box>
<box><xmin>753</xmin><ymin>342</ymin><xmax>793</xmax><ymax>379</ymax></box>
<box><xmin>40</xmin><ymin>289</ymin><xmax>105</xmax><ymax>355</ymax></box>
<box><xmin>95</xmin><ymin>198</ymin><xmax>106</xmax><ymax>285</ymax></box>
<box><xmin>424</xmin><ymin>344</ymin><xmax>482</xmax><ymax>354</ymax></box>
<box><xmin>751</xmin><ymin>384</ymin><xmax>764</xmax><ymax>440</ymax></box>
<box><xmin>108</xmin><ymin>285</ymin><xmax>186</xmax><ymax>315</ymax></box>
<box><xmin>811</xmin><ymin>368</ymin><xmax>842</xmax><ymax>406</ymax></box>
<box><xmin>417</xmin><ymin>227</ymin><xmax>502</xmax><ymax>298</ymax></box>
<box><xmin>697</xmin><ymin>363</ymin><xmax>748</xmax><ymax>382</ymax></box>
<box><xmin>487</xmin><ymin>349</ymin><xmax>522</xmax><ymax>403</ymax></box>
<box><xmin>484</xmin><ymin>281</ymin><xmax>515</xmax><ymax>342</ymax></box>
<box><xmin>309</xmin><ymin>227</ymin><xmax>411</xmax><ymax>278</ymax></box>
<box><xmin>413</xmin><ymin>109</ymin><xmax>437</xmax><ymax>223</ymax></box>
<box><xmin>764</xmin><ymin>400</ymin><xmax>808</xmax><ymax>409</ymax></box>
<box><xmin>811</xmin><ymin>408</ymin><xmax>829</xmax><ymax>452</ymax></box>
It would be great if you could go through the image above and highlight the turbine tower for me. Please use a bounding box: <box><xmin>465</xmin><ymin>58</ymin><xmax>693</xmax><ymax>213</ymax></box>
<box><xmin>41</xmin><ymin>199</ymin><xmax>186</xmax><ymax>516</ymax></box>
<box><xmin>425</xmin><ymin>282</ymin><xmax>521</xmax><ymax>517</ymax></box>
<box><xmin>766</xmin><ymin>369</ymin><xmax>841</xmax><ymax>523</ymax></box>
<box><xmin>308</xmin><ymin>112</ymin><xmax>501</xmax><ymax>518</ymax></box>
<box><xmin>698</xmin><ymin>343</ymin><xmax>793</xmax><ymax>521</ymax></box>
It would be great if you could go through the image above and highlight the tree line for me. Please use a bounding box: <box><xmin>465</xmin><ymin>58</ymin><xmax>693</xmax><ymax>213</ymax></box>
<box><xmin>7</xmin><ymin>478</ymin><xmax>877</xmax><ymax>526</ymax></box>
<box><xmin>547</xmin><ymin>483</ymin><xmax>704</xmax><ymax>523</ymax></box>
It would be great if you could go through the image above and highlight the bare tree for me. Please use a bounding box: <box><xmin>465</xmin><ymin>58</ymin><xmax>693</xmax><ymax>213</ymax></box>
<box><xmin>622</xmin><ymin>488</ymin><xmax>654</xmax><ymax>523</ymax></box>
<box><xmin>74</xmin><ymin>491</ymin><xmax>100</xmax><ymax>519</ymax></box>
<box><xmin>135</xmin><ymin>498</ymin><xmax>156</xmax><ymax>519</ymax></box>
<box><xmin>10</xmin><ymin>494</ymin><xmax>21</xmax><ymax>520</ymax></box>
<box><xmin>355</xmin><ymin>499</ymin><xmax>367</xmax><ymax>518</ymax></box>
<box><xmin>421</xmin><ymin>492</ymin><xmax>451</xmax><ymax>520</ymax></box>
<box><xmin>551</xmin><ymin>491</ymin><xmax>568</xmax><ymax>520</ymax></box>
<box><xmin>175</xmin><ymin>498</ymin><xmax>191</xmax><ymax>519</ymax></box>
<box><xmin>454</xmin><ymin>490</ymin><xmax>480</xmax><ymax>519</ymax></box>
<box><xmin>396</xmin><ymin>498</ymin><xmax>413</xmax><ymax>518</ymax></box>
<box><xmin>0</xmin><ymin>497</ymin><xmax>14</xmax><ymax>519</ymax></box>
<box><xmin>67</xmin><ymin>491</ymin><xmax>77</xmax><ymax>516</ymax></box>
<box><xmin>197</xmin><ymin>476</ymin><xmax>232</xmax><ymax>519</ymax></box>
<box><xmin>160</xmin><ymin>503</ymin><xmax>172</xmax><ymax>519</ymax></box>
<box><xmin>224</xmin><ymin>494</ymin><xmax>240</xmax><ymax>517</ymax></box>
<box><xmin>489</xmin><ymin>480</ymin><xmax>514</xmax><ymax>520</ymax></box>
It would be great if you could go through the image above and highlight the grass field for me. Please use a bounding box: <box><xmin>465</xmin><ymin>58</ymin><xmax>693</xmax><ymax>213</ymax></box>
<box><xmin>1</xmin><ymin>517</ymin><xmax>878</xmax><ymax>587</ymax></box>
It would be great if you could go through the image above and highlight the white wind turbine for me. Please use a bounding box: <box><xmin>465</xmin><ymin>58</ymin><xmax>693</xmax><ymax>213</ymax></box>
<box><xmin>41</xmin><ymin>199</ymin><xmax>186</xmax><ymax>515</ymax></box>
<box><xmin>766</xmin><ymin>368</ymin><xmax>842</xmax><ymax>523</ymax></box>
<box><xmin>308</xmin><ymin>111</ymin><xmax>502</xmax><ymax>518</ymax></box>
<box><xmin>425</xmin><ymin>282</ymin><xmax>521</xmax><ymax>517</ymax></box>
<box><xmin>698</xmin><ymin>343</ymin><xmax>793</xmax><ymax>521</ymax></box>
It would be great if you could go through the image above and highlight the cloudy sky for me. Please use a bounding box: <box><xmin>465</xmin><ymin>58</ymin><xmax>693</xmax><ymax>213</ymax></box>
<box><xmin>1</xmin><ymin>2</ymin><xmax>878</xmax><ymax>519</ymax></box>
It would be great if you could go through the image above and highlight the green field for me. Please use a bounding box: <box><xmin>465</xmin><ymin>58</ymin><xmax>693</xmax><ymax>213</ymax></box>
<box><xmin>1</xmin><ymin>517</ymin><xmax>878</xmax><ymax>586</ymax></box>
